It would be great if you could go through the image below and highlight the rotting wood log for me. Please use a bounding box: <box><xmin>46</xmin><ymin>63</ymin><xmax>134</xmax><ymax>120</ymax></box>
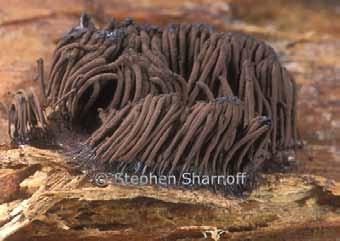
<box><xmin>0</xmin><ymin>146</ymin><xmax>339</xmax><ymax>241</ymax></box>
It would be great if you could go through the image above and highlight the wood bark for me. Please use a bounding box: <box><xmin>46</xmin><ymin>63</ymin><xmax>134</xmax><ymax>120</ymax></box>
<box><xmin>0</xmin><ymin>146</ymin><xmax>339</xmax><ymax>241</ymax></box>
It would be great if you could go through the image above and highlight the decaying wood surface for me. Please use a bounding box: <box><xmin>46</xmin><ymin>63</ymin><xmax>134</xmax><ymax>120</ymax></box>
<box><xmin>0</xmin><ymin>146</ymin><xmax>339</xmax><ymax>241</ymax></box>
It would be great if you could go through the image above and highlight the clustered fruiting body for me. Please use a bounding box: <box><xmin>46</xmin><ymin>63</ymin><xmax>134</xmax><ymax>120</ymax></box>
<box><xmin>8</xmin><ymin>14</ymin><xmax>298</xmax><ymax>195</ymax></box>
<box><xmin>8</xmin><ymin>88</ymin><xmax>47</xmax><ymax>144</ymax></box>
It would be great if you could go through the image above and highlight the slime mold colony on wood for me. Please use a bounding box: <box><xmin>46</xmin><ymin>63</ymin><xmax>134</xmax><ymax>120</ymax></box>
<box><xmin>7</xmin><ymin>14</ymin><xmax>299</xmax><ymax>195</ymax></box>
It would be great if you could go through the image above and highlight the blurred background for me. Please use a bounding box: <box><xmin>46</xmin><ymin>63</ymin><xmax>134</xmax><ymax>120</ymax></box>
<box><xmin>0</xmin><ymin>0</ymin><xmax>339</xmax><ymax>181</ymax></box>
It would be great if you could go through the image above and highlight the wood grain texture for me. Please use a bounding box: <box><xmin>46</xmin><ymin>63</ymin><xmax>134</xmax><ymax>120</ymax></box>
<box><xmin>0</xmin><ymin>146</ymin><xmax>339</xmax><ymax>241</ymax></box>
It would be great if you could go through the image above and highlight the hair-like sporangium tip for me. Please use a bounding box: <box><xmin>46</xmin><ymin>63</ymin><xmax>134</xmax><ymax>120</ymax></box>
<box><xmin>7</xmin><ymin>13</ymin><xmax>300</xmax><ymax>196</ymax></box>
